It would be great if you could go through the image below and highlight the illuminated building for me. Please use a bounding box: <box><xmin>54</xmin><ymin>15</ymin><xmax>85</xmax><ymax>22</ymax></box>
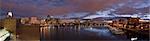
<box><xmin>29</xmin><ymin>16</ymin><xmax>40</xmax><ymax>24</ymax></box>
<box><xmin>21</xmin><ymin>17</ymin><xmax>30</xmax><ymax>24</ymax></box>
<box><xmin>139</xmin><ymin>19</ymin><xmax>150</xmax><ymax>30</ymax></box>
<box><xmin>60</xmin><ymin>19</ymin><xmax>75</xmax><ymax>23</ymax></box>
<box><xmin>126</xmin><ymin>17</ymin><xmax>140</xmax><ymax>29</ymax></box>
<box><xmin>128</xmin><ymin>18</ymin><xmax>140</xmax><ymax>25</ymax></box>
<box><xmin>40</xmin><ymin>19</ymin><xmax>46</xmax><ymax>24</ymax></box>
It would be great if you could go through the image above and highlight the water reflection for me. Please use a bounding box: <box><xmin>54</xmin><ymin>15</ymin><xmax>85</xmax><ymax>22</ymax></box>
<box><xmin>84</xmin><ymin>27</ymin><xmax>113</xmax><ymax>37</ymax></box>
<box><xmin>40</xmin><ymin>26</ymin><xmax>128</xmax><ymax>40</ymax></box>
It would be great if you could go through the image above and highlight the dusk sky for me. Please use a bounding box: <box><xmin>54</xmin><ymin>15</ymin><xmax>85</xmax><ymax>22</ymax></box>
<box><xmin>0</xmin><ymin>0</ymin><xmax>150</xmax><ymax>17</ymax></box>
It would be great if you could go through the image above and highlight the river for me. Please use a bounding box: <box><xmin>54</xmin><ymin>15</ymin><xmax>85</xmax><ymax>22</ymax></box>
<box><xmin>40</xmin><ymin>26</ymin><xmax>130</xmax><ymax>41</ymax></box>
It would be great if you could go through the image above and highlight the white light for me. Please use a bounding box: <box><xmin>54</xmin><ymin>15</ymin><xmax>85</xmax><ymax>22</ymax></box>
<box><xmin>90</xmin><ymin>28</ymin><xmax>93</xmax><ymax>30</ymax></box>
<box><xmin>139</xmin><ymin>20</ymin><xmax>150</xmax><ymax>22</ymax></box>
<box><xmin>131</xmin><ymin>15</ymin><xmax>138</xmax><ymax>18</ymax></box>
<box><xmin>8</xmin><ymin>12</ymin><xmax>13</xmax><ymax>17</ymax></box>
<box><xmin>105</xmin><ymin>21</ymin><xmax>113</xmax><ymax>23</ymax></box>
<box><xmin>50</xmin><ymin>16</ymin><xmax>54</xmax><ymax>18</ymax></box>
<box><xmin>131</xmin><ymin>37</ymin><xmax>138</xmax><ymax>41</ymax></box>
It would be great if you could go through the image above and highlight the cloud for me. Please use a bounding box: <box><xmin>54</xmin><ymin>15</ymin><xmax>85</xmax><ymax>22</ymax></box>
<box><xmin>0</xmin><ymin>0</ymin><xmax>149</xmax><ymax>17</ymax></box>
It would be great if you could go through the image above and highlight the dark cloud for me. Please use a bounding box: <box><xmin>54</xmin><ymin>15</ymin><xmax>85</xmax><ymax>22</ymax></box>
<box><xmin>0</xmin><ymin>0</ymin><xmax>149</xmax><ymax>17</ymax></box>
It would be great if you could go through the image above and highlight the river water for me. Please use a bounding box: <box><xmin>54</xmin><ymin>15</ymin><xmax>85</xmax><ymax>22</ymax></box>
<box><xmin>40</xmin><ymin>26</ymin><xmax>129</xmax><ymax>41</ymax></box>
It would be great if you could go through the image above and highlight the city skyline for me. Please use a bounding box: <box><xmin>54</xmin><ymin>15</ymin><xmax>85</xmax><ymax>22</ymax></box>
<box><xmin>0</xmin><ymin>0</ymin><xmax>149</xmax><ymax>41</ymax></box>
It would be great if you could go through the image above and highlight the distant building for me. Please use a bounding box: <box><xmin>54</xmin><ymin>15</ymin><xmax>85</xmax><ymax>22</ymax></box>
<box><xmin>29</xmin><ymin>16</ymin><xmax>40</xmax><ymax>24</ymax></box>
<box><xmin>60</xmin><ymin>19</ymin><xmax>75</xmax><ymax>23</ymax></box>
<box><xmin>40</xmin><ymin>19</ymin><xmax>46</xmax><ymax>24</ymax></box>
<box><xmin>126</xmin><ymin>17</ymin><xmax>140</xmax><ymax>29</ymax></box>
<box><xmin>21</xmin><ymin>17</ymin><xmax>30</xmax><ymax>24</ymax></box>
<box><xmin>127</xmin><ymin>17</ymin><xmax>140</xmax><ymax>25</ymax></box>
